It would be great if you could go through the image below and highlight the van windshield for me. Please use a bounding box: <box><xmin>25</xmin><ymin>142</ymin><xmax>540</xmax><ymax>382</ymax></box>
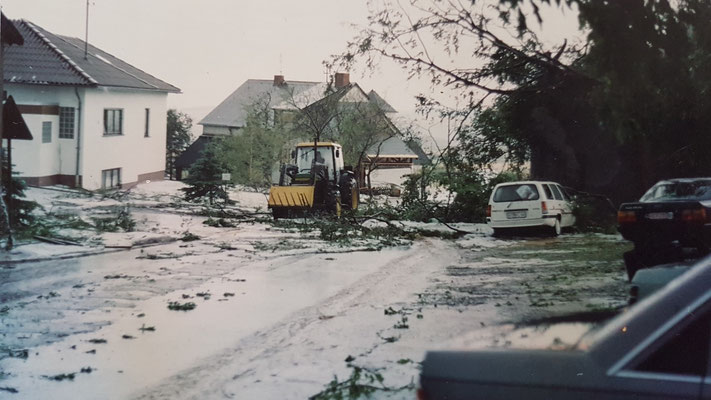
<box><xmin>493</xmin><ymin>184</ymin><xmax>540</xmax><ymax>202</ymax></box>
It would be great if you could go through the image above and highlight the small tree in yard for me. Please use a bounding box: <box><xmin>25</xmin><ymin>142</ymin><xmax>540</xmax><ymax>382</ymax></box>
<box><xmin>181</xmin><ymin>143</ymin><xmax>230</xmax><ymax>205</ymax></box>
<box><xmin>217</xmin><ymin>98</ymin><xmax>288</xmax><ymax>189</ymax></box>
<box><xmin>0</xmin><ymin>165</ymin><xmax>38</xmax><ymax>235</ymax></box>
<box><xmin>166</xmin><ymin>109</ymin><xmax>193</xmax><ymax>180</ymax></box>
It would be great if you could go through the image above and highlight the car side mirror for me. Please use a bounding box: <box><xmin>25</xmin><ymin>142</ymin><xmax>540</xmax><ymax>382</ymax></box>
<box><xmin>336</xmin><ymin>149</ymin><xmax>340</xmax><ymax>158</ymax></box>
<box><xmin>291</xmin><ymin>150</ymin><xmax>296</xmax><ymax>159</ymax></box>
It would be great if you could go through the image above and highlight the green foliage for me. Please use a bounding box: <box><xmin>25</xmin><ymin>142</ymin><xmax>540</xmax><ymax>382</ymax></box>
<box><xmin>0</xmin><ymin>171</ymin><xmax>39</xmax><ymax>233</ymax></box>
<box><xmin>166</xmin><ymin>109</ymin><xmax>193</xmax><ymax>180</ymax></box>
<box><xmin>310</xmin><ymin>365</ymin><xmax>385</xmax><ymax>400</ymax></box>
<box><xmin>216</xmin><ymin>100</ymin><xmax>292</xmax><ymax>189</ymax></box>
<box><xmin>167</xmin><ymin>301</ymin><xmax>197</xmax><ymax>311</ymax></box>
<box><xmin>342</xmin><ymin>0</ymin><xmax>711</xmax><ymax>206</ymax></box>
<box><xmin>448</xmin><ymin>170</ymin><xmax>525</xmax><ymax>222</ymax></box>
<box><xmin>569</xmin><ymin>193</ymin><xmax>618</xmax><ymax>234</ymax></box>
<box><xmin>91</xmin><ymin>207</ymin><xmax>135</xmax><ymax>233</ymax></box>
<box><xmin>180</xmin><ymin>231</ymin><xmax>200</xmax><ymax>242</ymax></box>
<box><xmin>181</xmin><ymin>143</ymin><xmax>231</xmax><ymax>204</ymax></box>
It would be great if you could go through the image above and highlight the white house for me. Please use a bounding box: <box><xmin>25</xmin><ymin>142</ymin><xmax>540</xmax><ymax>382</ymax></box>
<box><xmin>3</xmin><ymin>20</ymin><xmax>179</xmax><ymax>190</ymax></box>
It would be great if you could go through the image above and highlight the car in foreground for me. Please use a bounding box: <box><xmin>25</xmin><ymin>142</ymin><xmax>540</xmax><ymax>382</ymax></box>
<box><xmin>418</xmin><ymin>254</ymin><xmax>711</xmax><ymax>400</ymax></box>
<box><xmin>486</xmin><ymin>181</ymin><xmax>575</xmax><ymax>236</ymax></box>
<box><xmin>618</xmin><ymin>177</ymin><xmax>711</xmax><ymax>280</ymax></box>
<box><xmin>628</xmin><ymin>261</ymin><xmax>692</xmax><ymax>304</ymax></box>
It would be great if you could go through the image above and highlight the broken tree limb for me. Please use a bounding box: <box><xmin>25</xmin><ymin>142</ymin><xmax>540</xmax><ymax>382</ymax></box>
<box><xmin>34</xmin><ymin>235</ymin><xmax>82</xmax><ymax>246</ymax></box>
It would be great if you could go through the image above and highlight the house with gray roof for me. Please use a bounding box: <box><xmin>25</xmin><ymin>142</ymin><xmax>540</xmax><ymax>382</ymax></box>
<box><xmin>183</xmin><ymin>73</ymin><xmax>426</xmax><ymax>188</ymax></box>
<box><xmin>3</xmin><ymin>19</ymin><xmax>179</xmax><ymax>190</ymax></box>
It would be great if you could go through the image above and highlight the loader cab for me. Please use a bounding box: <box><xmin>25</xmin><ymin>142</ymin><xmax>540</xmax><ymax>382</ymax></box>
<box><xmin>294</xmin><ymin>142</ymin><xmax>344</xmax><ymax>183</ymax></box>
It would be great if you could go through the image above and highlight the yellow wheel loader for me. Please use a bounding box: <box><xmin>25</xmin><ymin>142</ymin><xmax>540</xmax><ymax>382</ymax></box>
<box><xmin>268</xmin><ymin>142</ymin><xmax>359</xmax><ymax>219</ymax></box>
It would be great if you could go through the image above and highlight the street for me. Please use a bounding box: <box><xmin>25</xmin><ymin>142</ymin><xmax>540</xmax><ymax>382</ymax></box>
<box><xmin>0</xmin><ymin>211</ymin><xmax>629</xmax><ymax>399</ymax></box>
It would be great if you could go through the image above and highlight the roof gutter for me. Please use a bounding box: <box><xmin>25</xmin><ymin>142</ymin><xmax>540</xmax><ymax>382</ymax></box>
<box><xmin>74</xmin><ymin>88</ymin><xmax>82</xmax><ymax>188</ymax></box>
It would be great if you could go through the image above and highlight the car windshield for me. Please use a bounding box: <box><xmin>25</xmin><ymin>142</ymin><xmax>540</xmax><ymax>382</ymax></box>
<box><xmin>639</xmin><ymin>181</ymin><xmax>711</xmax><ymax>202</ymax></box>
<box><xmin>493</xmin><ymin>184</ymin><xmax>540</xmax><ymax>202</ymax></box>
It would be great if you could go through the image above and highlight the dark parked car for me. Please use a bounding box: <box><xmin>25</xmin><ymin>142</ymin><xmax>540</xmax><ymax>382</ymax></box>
<box><xmin>618</xmin><ymin>178</ymin><xmax>711</xmax><ymax>280</ymax></box>
<box><xmin>418</xmin><ymin>254</ymin><xmax>711</xmax><ymax>400</ymax></box>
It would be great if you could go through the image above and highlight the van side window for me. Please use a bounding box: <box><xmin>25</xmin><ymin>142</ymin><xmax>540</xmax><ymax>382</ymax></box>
<box><xmin>550</xmin><ymin>185</ymin><xmax>563</xmax><ymax>200</ymax></box>
<box><xmin>557</xmin><ymin>185</ymin><xmax>571</xmax><ymax>201</ymax></box>
<box><xmin>542</xmin><ymin>184</ymin><xmax>553</xmax><ymax>200</ymax></box>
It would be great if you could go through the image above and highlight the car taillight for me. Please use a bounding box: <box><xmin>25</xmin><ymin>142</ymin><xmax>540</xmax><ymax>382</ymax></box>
<box><xmin>541</xmin><ymin>201</ymin><xmax>548</xmax><ymax>214</ymax></box>
<box><xmin>617</xmin><ymin>210</ymin><xmax>637</xmax><ymax>224</ymax></box>
<box><xmin>486</xmin><ymin>205</ymin><xmax>491</xmax><ymax>217</ymax></box>
<box><xmin>681</xmin><ymin>208</ymin><xmax>707</xmax><ymax>222</ymax></box>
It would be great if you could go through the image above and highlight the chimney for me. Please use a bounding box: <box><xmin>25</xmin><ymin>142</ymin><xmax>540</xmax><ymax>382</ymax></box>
<box><xmin>334</xmin><ymin>72</ymin><xmax>350</xmax><ymax>88</ymax></box>
<box><xmin>273</xmin><ymin>75</ymin><xmax>285</xmax><ymax>86</ymax></box>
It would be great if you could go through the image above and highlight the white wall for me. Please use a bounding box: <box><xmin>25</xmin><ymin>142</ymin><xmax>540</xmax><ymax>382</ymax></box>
<box><xmin>81</xmin><ymin>87</ymin><xmax>168</xmax><ymax>189</ymax></box>
<box><xmin>4</xmin><ymin>84</ymin><xmax>79</xmax><ymax>178</ymax></box>
<box><xmin>201</xmin><ymin>124</ymin><xmax>239</xmax><ymax>136</ymax></box>
<box><xmin>5</xmin><ymin>84</ymin><xmax>169</xmax><ymax>190</ymax></box>
<box><xmin>369</xmin><ymin>166</ymin><xmax>414</xmax><ymax>188</ymax></box>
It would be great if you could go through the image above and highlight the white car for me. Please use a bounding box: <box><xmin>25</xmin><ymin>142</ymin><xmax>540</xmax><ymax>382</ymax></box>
<box><xmin>486</xmin><ymin>181</ymin><xmax>575</xmax><ymax>236</ymax></box>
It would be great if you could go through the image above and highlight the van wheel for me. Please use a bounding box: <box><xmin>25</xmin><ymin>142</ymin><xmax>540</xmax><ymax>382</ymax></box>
<box><xmin>551</xmin><ymin>218</ymin><xmax>561</xmax><ymax>237</ymax></box>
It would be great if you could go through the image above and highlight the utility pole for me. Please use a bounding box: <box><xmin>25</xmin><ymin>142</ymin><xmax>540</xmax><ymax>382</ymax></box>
<box><xmin>84</xmin><ymin>0</ymin><xmax>89</xmax><ymax>60</ymax></box>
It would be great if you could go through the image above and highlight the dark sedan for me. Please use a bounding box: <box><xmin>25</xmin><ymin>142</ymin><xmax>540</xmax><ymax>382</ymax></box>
<box><xmin>418</xmin><ymin>254</ymin><xmax>711</xmax><ymax>400</ymax></box>
<box><xmin>618</xmin><ymin>178</ymin><xmax>711</xmax><ymax>279</ymax></box>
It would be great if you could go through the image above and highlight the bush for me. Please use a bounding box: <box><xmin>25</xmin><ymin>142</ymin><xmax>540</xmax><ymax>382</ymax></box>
<box><xmin>570</xmin><ymin>192</ymin><xmax>618</xmax><ymax>233</ymax></box>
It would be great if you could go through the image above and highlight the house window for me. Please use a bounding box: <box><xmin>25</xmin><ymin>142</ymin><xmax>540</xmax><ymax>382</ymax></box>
<box><xmin>103</xmin><ymin>109</ymin><xmax>123</xmax><ymax>136</ymax></box>
<box><xmin>102</xmin><ymin>168</ymin><xmax>121</xmax><ymax>189</ymax></box>
<box><xmin>59</xmin><ymin>107</ymin><xmax>75</xmax><ymax>139</ymax></box>
<box><xmin>144</xmin><ymin>108</ymin><xmax>150</xmax><ymax>137</ymax></box>
<box><xmin>42</xmin><ymin>121</ymin><xmax>52</xmax><ymax>143</ymax></box>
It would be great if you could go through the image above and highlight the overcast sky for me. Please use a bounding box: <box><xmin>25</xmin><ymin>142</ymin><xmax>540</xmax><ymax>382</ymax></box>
<box><xmin>0</xmin><ymin>0</ymin><xmax>580</xmax><ymax>146</ymax></box>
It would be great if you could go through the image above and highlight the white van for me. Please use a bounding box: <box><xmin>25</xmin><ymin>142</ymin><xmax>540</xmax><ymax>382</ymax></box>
<box><xmin>486</xmin><ymin>181</ymin><xmax>575</xmax><ymax>236</ymax></box>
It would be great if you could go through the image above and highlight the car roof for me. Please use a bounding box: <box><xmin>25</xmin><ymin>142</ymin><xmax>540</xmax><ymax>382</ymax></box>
<box><xmin>493</xmin><ymin>181</ymin><xmax>563</xmax><ymax>187</ymax></box>
<box><xmin>652</xmin><ymin>177</ymin><xmax>711</xmax><ymax>185</ymax></box>
<box><xmin>581</xmin><ymin>254</ymin><xmax>711</xmax><ymax>367</ymax></box>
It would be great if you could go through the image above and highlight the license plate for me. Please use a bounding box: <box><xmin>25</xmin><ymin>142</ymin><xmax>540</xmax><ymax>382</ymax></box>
<box><xmin>646</xmin><ymin>212</ymin><xmax>673</xmax><ymax>220</ymax></box>
<box><xmin>506</xmin><ymin>210</ymin><xmax>526</xmax><ymax>219</ymax></box>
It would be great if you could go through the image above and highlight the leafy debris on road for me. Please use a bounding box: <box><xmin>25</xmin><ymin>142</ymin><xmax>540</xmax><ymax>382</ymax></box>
<box><xmin>8</xmin><ymin>349</ymin><xmax>28</xmax><ymax>359</ymax></box>
<box><xmin>87</xmin><ymin>339</ymin><xmax>107</xmax><ymax>344</ymax></box>
<box><xmin>139</xmin><ymin>324</ymin><xmax>156</xmax><ymax>332</ymax></box>
<box><xmin>310</xmin><ymin>364</ymin><xmax>413</xmax><ymax>400</ymax></box>
<box><xmin>167</xmin><ymin>301</ymin><xmax>197</xmax><ymax>311</ymax></box>
<box><xmin>0</xmin><ymin>387</ymin><xmax>19</xmax><ymax>393</ymax></box>
<box><xmin>42</xmin><ymin>373</ymin><xmax>76</xmax><ymax>381</ymax></box>
<box><xmin>180</xmin><ymin>231</ymin><xmax>200</xmax><ymax>242</ymax></box>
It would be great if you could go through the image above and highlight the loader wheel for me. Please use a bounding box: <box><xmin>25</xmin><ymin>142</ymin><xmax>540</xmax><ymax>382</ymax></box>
<box><xmin>340</xmin><ymin>177</ymin><xmax>359</xmax><ymax>210</ymax></box>
<box><xmin>272</xmin><ymin>208</ymin><xmax>288</xmax><ymax>220</ymax></box>
<box><xmin>325</xmin><ymin>190</ymin><xmax>341</xmax><ymax>218</ymax></box>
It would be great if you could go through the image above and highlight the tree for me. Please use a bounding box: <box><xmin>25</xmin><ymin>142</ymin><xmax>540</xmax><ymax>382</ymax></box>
<box><xmin>166</xmin><ymin>109</ymin><xmax>193</xmax><ymax>180</ymax></box>
<box><xmin>181</xmin><ymin>143</ymin><xmax>230</xmax><ymax>205</ymax></box>
<box><xmin>215</xmin><ymin>95</ymin><xmax>295</xmax><ymax>189</ymax></box>
<box><xmin>338</xmin><ymin>0</ymin><xmax>711</xmax><ymax>206</ymax></box>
